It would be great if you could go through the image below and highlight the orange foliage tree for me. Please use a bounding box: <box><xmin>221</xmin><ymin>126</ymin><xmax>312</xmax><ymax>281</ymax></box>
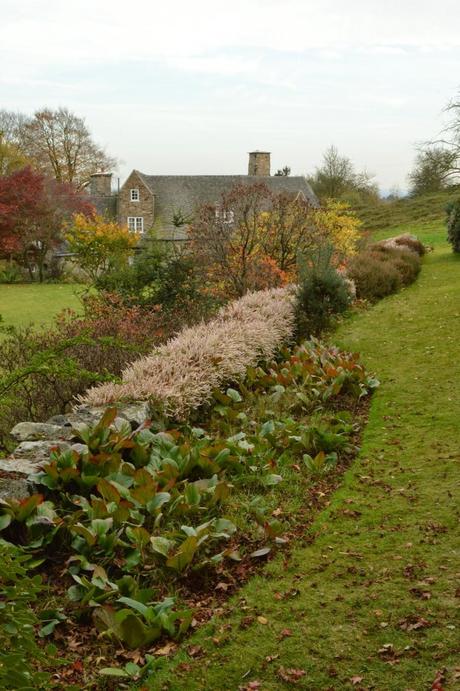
<box><xmin>189</xmin><ymin>184</ymin><xmax>317</xmax><ymax>298</ymax></box>
<box><xmin>189</xmin><ymin>182</ymin><xmax>361</xmax><ymax>299</ymax></box>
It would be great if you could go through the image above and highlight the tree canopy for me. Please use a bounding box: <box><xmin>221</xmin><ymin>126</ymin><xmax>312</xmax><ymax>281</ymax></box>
<box><xmin>0</xmin><ymin>167</ymin><xmax>94</xmax><ymax>281</ymax></box>
<box><xmin>0</xmin><ymin>107</ymin><xmax>116</xmax><ymax>188</ymax></box>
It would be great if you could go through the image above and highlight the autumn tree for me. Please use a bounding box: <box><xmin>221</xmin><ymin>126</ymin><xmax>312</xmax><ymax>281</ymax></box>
<box><xmin>65</xmin><ymin>214</ymin><xmax>140</xmax><ymax>283</ymax></box>
<box><xmin>0</xmin><ymin>135</ymin><xmax>30</xmax><ymax>175</ymax></box>
<box><xmin>189</xmin><ymin>183</ymin><xmax>284</xmax><ymax>298</ymax></box>
<box><xmin>0</xmin><ymin>107</ymin><xmax>116</xmax><ymax>188</ymax></box>
<box><xmin>259</xmin><ymin>192</ymin><xmax>318</xmax><ymax>275</ymax></box>
<box><xmin>0</xmin><ymin>167</ymin><xmax>94</xmax><ymax>281</ymax></box>
<box><xmin>189</xmin><ymin>183</ymin><xmax>361</xmax><ymax>298</ymax></box>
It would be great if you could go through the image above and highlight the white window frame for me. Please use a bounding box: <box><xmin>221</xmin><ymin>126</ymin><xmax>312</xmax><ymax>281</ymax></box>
<box><xmin>127</xmin><ymin>216</ymin><xmax>144</xmax><ymax>233</ymax></box>
<box><xmin>130</xmin><ymin>188</ymin><xmax>140</xmax><ymax>202</ymax></box>
<box><xmin>215</xmin><ymin>205</ymin><xmax>235</xmax><ymax>224</ymax></box>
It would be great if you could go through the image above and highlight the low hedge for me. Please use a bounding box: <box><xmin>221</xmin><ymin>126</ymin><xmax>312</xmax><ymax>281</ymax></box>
<box><xmin>348</xmin><ymin>244</ymin><xmax>422</xmax><ymax>301</ymax></box>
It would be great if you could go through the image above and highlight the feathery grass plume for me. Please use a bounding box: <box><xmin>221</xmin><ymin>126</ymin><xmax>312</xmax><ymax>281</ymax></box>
<box><xmin>82</xmin><ymin>287</ymin><xmax>296</xmax><ymax>418</ymax></box>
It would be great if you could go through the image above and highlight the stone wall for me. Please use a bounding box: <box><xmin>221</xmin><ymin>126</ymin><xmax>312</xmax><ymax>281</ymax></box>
<box><xmin>117</xmin><ymin>170</ymin><xmax>155</xmax><ymax>232</ymax></box>
<box><xmin>0</xmin><ymin>401</ymin><xmax>151</xmax><ymax>500</ymax></box>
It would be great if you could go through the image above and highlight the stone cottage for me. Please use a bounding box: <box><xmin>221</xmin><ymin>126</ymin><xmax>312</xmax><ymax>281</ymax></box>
<box><xmin>87</xmin><ymin>152</ymin><xmax>317</xmax><ymax>239</ymax></box>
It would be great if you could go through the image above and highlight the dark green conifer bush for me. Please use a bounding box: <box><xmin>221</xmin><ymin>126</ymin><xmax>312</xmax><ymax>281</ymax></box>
<box><xmin>295</xmin><ymin>244</ymin><xmax>351</xmax><ymax>339</ymax></box>
<box><xmin>446</xmin><ymin>199</ymin><xmax>460</xmax><ymax>252</ymax></box>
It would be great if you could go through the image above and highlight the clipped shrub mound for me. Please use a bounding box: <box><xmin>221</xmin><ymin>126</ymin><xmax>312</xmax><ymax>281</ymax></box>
<box><xmin>83</xmin><ymin>287</ymin><xmax>296</xmax><ymax>417</ymax></box>
<box><xmin>375</xmin><ymin>233</ymin><xmax>426</xmax><ymax>256</ymax></box>
<box><xmin>348</xmin><ymin>243</ymin><xmax>422</xmax><ymax>301</ymax></box>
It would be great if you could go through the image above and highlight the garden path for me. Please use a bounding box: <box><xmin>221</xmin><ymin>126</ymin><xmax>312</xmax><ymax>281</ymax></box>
<box><xmin>152</xmin><ymin>235</ymin><xmax>460</xmax><ymax>690</ymax></box>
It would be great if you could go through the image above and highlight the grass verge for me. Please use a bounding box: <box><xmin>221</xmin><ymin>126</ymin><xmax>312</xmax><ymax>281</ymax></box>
<box><xmin>0</xmin><ymin>284</ymin><xmax>84</xmax><ymax>329</ymax></box>
<box><xmin>148</xmin><ymin>225</ymin><xmax>460</xmax><ymax>689</ymax></box>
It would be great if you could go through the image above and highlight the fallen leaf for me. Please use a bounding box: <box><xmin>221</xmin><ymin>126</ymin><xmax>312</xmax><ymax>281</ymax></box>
<box><xmin>279</xmin><ymin>628</ymin><xmax>293</xmax><ymax>639</ymax></box>
<box><xmin>277</xmin><ymin>667</ymin><xmax>306</xmax><ymax>684</ymax></box>
<box><xmin>350</xmin><ymin>675</ymin><xmax>363</xmax><ymax>685</ymax></box>
<box><xmin>154</xmin><ymin>642</ymin><xmax>177</xmax><ymax>656</ymax></box>
<box><xmin>187</xmin><ymin>645</ymin><xmax>204</xmax><ymax>658</ymax></box>
<box><xmin>215</xmin><ymin>581</ymin><xmax>230</xmax><ymax>591</ymax></box>
<box><xmin>399</xmin><ymin>616</ymin><xmax>430</xmax><ymax>631</ymax></box>
<box><xmin>410</xmin><ymin>587</ymin><xmax>431</xmax><ymax>600</ymax></box>
<box><xmin>257</xmin><ymin>616</ymin><xmax>268</xmax><ymax>625</ymax></box>
<box><xmin>431</xmin><ymin>668</ymin><xmax>447</xmax><ymax>690</ymax></box>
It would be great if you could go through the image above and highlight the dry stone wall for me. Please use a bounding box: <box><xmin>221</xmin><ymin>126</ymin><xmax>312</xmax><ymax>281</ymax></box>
<box><xmin>0</xmin><ymin>401</ymin><xmax>151</xmax><ymax>500</ymax></box>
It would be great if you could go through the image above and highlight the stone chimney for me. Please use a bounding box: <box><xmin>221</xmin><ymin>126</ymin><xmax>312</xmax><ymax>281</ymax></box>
<box><xmin>89</xmin><ymin>172</ymin><xmax>112</xmax><ymax>196</ymax></box>
<box><xmin>248</xmin><ymin>151</ymin><xmax>271</xmax><ymax>176</ymax></box>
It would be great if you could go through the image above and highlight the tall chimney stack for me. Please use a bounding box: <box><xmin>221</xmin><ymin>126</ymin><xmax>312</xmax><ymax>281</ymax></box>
<box><xmin>248</xmin><ymin>151</ymin><xmax>271</xmax><ymax>176</ymax></box>
<box><xmin>89</xmin><ymin>172</ymin><xmax>112</xmax><ymax>196</ymax></box>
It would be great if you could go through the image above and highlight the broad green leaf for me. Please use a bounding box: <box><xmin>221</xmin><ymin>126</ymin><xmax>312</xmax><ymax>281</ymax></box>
<box><xmin>166</xmin><ymin>536</ymin><xmax>198</xmax><ymax>572</ymax></box>
<box><xmin>146</xmin><ymin>492</ymin><xmax>170</xmax><ymax>513</ymax></box>
<box><xmin>226</xmin><ymin>387</ymin><xmax>242</xmax><ymax>403</ymax></box>
<box><xmin>0</xmin><ymin>513</ymin><xmax>12</xmax><ymax>530</ymax></box>
<box><xmin>117</xmin><ymin>596</ymin><xmax>149</xmax><ymax>617</ymax></box>
<box><xmin>97</xmin><ymin>478</ymin><xmax>121</xmax><ymax>504</ymax></box>
<box><xmin>99</xmin><ymin>668</ymin><xmax>129</xmax><ymax>678</ymax></box>
<box><xmin>150</xmin><ymin>536</ymin><xmax>174</xmax><ymax>557</ymax></box>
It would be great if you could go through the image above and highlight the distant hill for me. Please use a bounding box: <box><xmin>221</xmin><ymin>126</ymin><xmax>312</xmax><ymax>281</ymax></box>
<box><xmin>354</xmin><ymin>186</ymin><xmax>460</xmax><ymax>231</ymax></box>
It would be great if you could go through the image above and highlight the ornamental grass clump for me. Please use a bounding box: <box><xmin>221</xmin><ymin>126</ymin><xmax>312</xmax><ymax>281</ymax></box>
<box><xmin>83</xmin><ymin>287</ymin><xmax>296</xmax><ymax>418</ymax></box>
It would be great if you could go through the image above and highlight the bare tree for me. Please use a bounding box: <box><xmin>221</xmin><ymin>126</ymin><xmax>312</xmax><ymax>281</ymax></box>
<box><xmin>307</xmin><ymin>145</ymin><xmax>378</xmax><ymax>202</ymax></box>
<box><xmin>408</xmin><ymin>147</ymin><xmax>458</xmax><ymax>195</ymax></box>
<box><xmin>0</xmin><ymin>108</ymin><xmax>116</xmax><ymax>188</ymax></box>
<box><xmin>0</xmin><ymin>109</ymin><xmax>28</xmax><ymax>144</ymax></box>
<box><xmin>424</xmin><ymin>94</ymin><xmax>460</xmax><ymax>182</ymax></box>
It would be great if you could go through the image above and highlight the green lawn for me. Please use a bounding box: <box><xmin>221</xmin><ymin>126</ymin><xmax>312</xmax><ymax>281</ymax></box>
<box><xmin>149</xmin><ymin>220</ymin><xmax>460</xmax><ymax>689</ymax></box>
<box><xmin>0</xmin><ymin>284</ymin><xmax>85</xmax><ymax>330</ymax></box>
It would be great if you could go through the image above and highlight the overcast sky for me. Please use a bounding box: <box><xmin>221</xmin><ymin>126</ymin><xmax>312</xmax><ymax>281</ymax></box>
<box><xmin>1</xmin><ymin>0</ymin><xmax>459</xmax><ymax>191</ymax></box>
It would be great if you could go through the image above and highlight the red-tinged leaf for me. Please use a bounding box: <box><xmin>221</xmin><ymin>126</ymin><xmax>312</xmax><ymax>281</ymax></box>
<box><xmin>239</xmin><ymin>682</ymin><xmax>262</xmax><ymax>690</ymax></box>
<box><xmin>431</xmin><ymin>668</ymin><xmax>447</xmax><ymax>690</ymax></box>
<box><xmin>279</xmin><ymin>628</ymin><xmax>292</xmax><ymax>639</ymax></box>
<box><xmin>96</xmin><ymin>407</ymin><xmax>118</xmax><ymax>430</ymax></box>
<box><xmin>97</xmin><ymin>478</ymin><xmax>121</xmax><ymax>503</ymax></box>
<box><xmin>16</xmin><ymin>494</ymin><xmax>44</xmax><ymax>521</ymax></box>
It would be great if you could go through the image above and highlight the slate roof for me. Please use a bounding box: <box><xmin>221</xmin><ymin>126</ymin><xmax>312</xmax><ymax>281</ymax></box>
<box><xmin>88</xmin><ymin>194</ymin><xmax>117</xmax><ymax>218</ymax></box>
<box><xmin>135</xmin><ymin>173</ymin><xmax>318</xmax><ymax>239</ymax></box>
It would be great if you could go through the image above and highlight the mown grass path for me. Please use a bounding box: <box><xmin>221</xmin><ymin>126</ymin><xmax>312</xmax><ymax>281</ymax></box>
<box><xmin>151</xmin><ymin>232</ymin><xmax>460</xmax><ymax>690</ymax></box>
